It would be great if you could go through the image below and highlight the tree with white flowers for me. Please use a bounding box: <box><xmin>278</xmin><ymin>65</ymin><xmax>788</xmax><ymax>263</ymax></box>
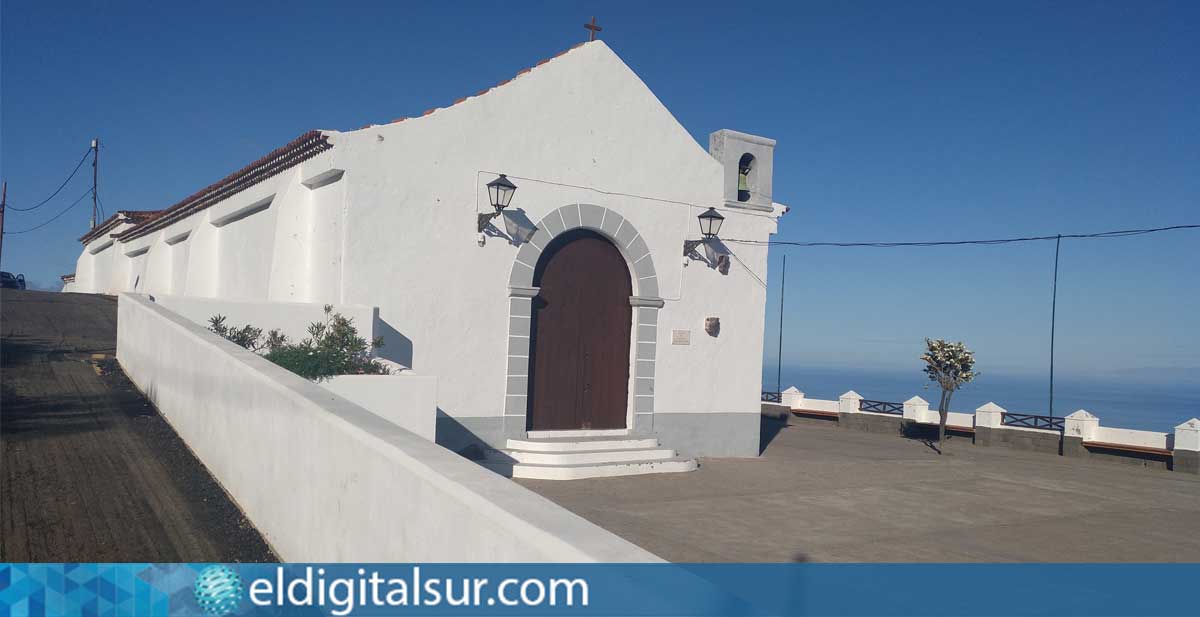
<box><xmin>921</xmin><ymin>338</ymin><xmax>978</xmax><ymax>453</ymax></box>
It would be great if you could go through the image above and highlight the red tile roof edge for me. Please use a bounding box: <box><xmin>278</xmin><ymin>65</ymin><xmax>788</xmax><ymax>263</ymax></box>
<box><xmin>78</xmin><ymin>209</ymin><xmax>162</xmax><ymax>244</ymax></box>
<box><xmin>77</xmin><ymin>214</ymin><xmax>123</xmax><ymax>244</ymax></box>
<box><xmin>114</xmin><ymin>130</ymin><xmax>333</xmax><ymax>243</ymax></box>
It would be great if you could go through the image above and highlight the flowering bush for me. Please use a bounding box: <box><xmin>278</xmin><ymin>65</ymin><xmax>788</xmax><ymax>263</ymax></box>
<box><xmin>208</xmin><ymin>306</ymin><xmax>389</xmax><ymax>381</ymax></box>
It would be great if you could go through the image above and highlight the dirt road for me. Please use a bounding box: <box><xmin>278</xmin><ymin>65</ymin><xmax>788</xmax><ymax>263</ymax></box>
<box><xmin>1</xmin><ymin>289</ymin><xmax>274</xmax><ymax>561</ymax></box>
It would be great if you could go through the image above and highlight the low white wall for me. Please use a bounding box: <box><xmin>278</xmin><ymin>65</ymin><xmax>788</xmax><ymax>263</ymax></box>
<box><xmin>117</xmin><ymin>293</ymin><xmax>658</xmax><ymax>562</ymax></box>
<box><xmin>151</xmin><ymin>294</ymin><xmax>378</xmax><ymax>346</ymax></box>
<box><xmin>798</xmin><ymin>398</ymin><xmax>839</xmax><ymax>413</ymax></box>
<box><xmin>1093</xmin><ymin>426</ymin><xmax>1169</xmax><ymax>449</ymax></box>
<box><xmin>319</xmin><ymin>374</ymin><xmax>437</xmax><ymax>442</ymax></box>
<box><xmin>946</xmin><ymin>411</ymin><xmax>974</xmax><ymax>429</ymax></box>
<box><xmin>787</xmin><ymin>385</ymin><xmax>1190</xmax><ymax>457</ymax></box>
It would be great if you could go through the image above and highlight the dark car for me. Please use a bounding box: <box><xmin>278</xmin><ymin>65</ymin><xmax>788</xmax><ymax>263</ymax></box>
<box><xmin>0</xmin><ymin>271</ymin><xmax>26</xmax><ymax>290</ymax></box>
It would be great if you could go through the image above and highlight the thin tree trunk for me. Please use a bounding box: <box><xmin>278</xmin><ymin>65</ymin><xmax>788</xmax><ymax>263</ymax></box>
<box><xmin>937</xmin><ymin>389</ymin><xmax>950</xmax><ymax>452</ymax></box>
<box><xmin>939</xmin><ymin>390</ymin><xmax>954</xmax><ymax>452</ymax></box>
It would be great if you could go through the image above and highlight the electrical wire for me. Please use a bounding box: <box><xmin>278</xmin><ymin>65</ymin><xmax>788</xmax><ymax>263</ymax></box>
<box><xmin>475</xmin><ymin>170</ymin><xmax>779</xmax><ymax>219</ymax></box>
<box><xmin>3</xmin><ymin>188</ymin><xmax>95</xmax><ymax>235</ymax></box>
<box><xmin>4</xmin><ymin>148</ymin><xmax>93</xmax><ymax>212</ymax></box>
<box><xmin>723</xmin><ymin>224</ymin><xmax>1200</xmax><ymax>248</ymax></box>
<box><xmin>726</xmin><ymin>249</ymin><xmax>767</xmax><ymax>289</ymax></box>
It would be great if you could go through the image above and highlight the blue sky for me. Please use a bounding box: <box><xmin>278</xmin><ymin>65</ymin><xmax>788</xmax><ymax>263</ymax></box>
<box><xmin>2</xmin><ymin>1</ymin><xmax>1197</xmax><ymax>382</ymax></box>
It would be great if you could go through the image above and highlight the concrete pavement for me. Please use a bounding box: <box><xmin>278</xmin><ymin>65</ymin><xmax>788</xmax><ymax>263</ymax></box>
<box><xmin>521</xmin><ymin>416</ymin><xmax>1200</xmax><ymax>562</ymax></box>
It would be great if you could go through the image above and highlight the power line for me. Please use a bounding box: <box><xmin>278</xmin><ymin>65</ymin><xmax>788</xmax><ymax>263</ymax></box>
<box><xmin>724</xmin><ymin>224</ymin><xmax>1200</xmax><ymax>248</ymax></box>
<box><xmin>3</xmin><ymin>187</ymin><xmax>94</xmax><ymax>235</ymax></box>
<box><xmin>742</xmin><ymin>221</ymin><xmax>1200</xmax><ymax>416</ymax></box>
<box><xmin>4</xmin><ymin>148</ymin><xmax>93</xmax><ymax>212</ymax></box>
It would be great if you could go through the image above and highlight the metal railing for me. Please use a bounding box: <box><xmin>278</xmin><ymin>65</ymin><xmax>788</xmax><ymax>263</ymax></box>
<box><xmin>761</xmin><ymin>391</ymin><xmax>782</xmax><ymax>403</ymax></box>
<box><xmin>859</xmin><ymin>399</ymin><xmax>904</xmax><ymax>415</ymax></box>
<box><xmin>1001</xmin><ymin>412</ymin><xmax>1064</xmax><ymax>432</ymax></box>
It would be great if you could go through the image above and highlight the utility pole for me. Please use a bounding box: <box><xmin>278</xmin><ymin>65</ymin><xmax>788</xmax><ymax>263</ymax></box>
<box><xmin>90</xmin><ymin>138</ymin><xmax>99</xmax><ymax>229</ymax></box>
<box><xmin>0</xmin><ymin>181</ymin><xmax>7</xmax><ymax>267</ymax></box>
<box><xmin>776</xmin><ymin>254</ymin><xmax>787</xmax><ymax>395</ymax></box>
<box><xmin>1048</xmin><ymin>234</ymin><xmax>1061</xmax><ymax>417</ymax></box>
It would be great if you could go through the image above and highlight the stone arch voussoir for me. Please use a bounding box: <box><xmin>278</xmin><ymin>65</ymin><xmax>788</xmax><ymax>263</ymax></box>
<box><xmin>503</xmin><ymin>204</ymin><xmax>662</xmax><ymax>437</ymax></box>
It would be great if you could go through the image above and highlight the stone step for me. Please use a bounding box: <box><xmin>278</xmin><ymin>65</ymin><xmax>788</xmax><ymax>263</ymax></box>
<box><xmin>504</xmin><ymin>447</ymin><xmax>676</xmax><ymax>466</ymax></box>
<box><xmin>507</xmin><ymin>457</ymin><xmax>699</xmax><ymax>481</ymax></box>
<box><xmin>505</xmin><ymin>436</ymin><xmax>660</xmax><ymax>453</ymax></box>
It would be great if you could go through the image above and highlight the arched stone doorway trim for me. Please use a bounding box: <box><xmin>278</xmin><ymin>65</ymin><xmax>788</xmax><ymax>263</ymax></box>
<box><xmin>503</xmin><ymin>204</ymin><xmax>661</xmax><ymax>438</ymax></box>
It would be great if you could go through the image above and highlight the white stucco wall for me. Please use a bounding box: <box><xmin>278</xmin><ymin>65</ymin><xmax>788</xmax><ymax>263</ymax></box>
<box><xmin>1092</xmin><ymin>426</ymin><xmax>1169</xmax><ymax>449</ymax></box>
<box><xmin>319</xmin><ymin>374</ymin><xmax>437</xmax><ymax>441</ymax></box>
<box><xmin>329</xmin><ymin>41</ymin><xmax>778</xmax><ymax>455</ymax></box>
<box><xmin>150</xmin><ymin>294</ymin><xmax>379</xmax><ymax>345</ymax></box>
<box><xmin>216</xmin><ymin>201</ymin><xmax>278</xmax><ymax>300</ymax></box>
<box><xmin>67</xmin><ymin>41</ymin><xmax>784</xmax><ymax>456</ymax></box>
<box><xmin>116</xmin><ymin>293</ymin><xmax>659</xmax><ymax>561</ymax></box>
<box><xmin>150</xmin><ymin>290</ymin><xmax>376</xmax><ymax>343</ymax></box>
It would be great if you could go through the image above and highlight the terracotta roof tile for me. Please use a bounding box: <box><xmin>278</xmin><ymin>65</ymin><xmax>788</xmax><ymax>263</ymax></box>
<box><xmin>114</xmin><ymin>131</ymin><xmax>332</xmax><ymax>243</ymax></box>
<box><xmin>78</xmin><ymin>209</ymin><xmax>163</xmax><ymax>244</ymax></box>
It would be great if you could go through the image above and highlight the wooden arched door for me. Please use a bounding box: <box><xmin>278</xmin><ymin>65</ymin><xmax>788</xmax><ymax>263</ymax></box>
<box><xmin>527</xmin><ymin>230</ymin><xmax>632</xmax><ymax>431</ymax></box>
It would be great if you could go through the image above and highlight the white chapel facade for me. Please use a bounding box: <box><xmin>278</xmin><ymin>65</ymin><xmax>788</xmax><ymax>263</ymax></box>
<box><xmin>65</xmin><ymin>41</ymin><xmax>787</xmax><ymax>458</ymax></box>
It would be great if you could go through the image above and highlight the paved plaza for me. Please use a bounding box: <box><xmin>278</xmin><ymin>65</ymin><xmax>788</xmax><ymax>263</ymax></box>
<box><xmin>522</xmin><ymin>416</ymin><xmax>1200</xmax><ymax>562</ymax></box>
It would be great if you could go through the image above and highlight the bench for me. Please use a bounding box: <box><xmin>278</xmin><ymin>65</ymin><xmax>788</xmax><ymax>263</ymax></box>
<box><xmin>791</xmin><ymin>408</ymin><xmax>839</xmax><ymax>419</ymax></box>
<box><xmin>1082</xmin><ymin>441</ymin><xmax>1173</xmax><ymax>457</ymax></box>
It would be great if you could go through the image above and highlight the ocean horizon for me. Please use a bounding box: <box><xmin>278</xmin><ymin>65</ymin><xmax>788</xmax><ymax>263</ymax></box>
<box><xmin>765</xmin><ymin>365</ymin><xmax>1200</xmax><ymax>434</ymax></box>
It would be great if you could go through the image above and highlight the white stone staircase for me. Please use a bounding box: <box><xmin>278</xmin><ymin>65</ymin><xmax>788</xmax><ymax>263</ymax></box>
<box><xmin>481</xmin><ymin>434</ymin><xmax>698</xmax><ymax>480</ymax></box>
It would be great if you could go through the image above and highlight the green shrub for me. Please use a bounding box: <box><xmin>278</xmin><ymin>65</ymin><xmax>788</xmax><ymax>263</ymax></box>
<box><xmin>207</xmin><ymin>306</ymin><xmax>389</xmax><ymax>381</ymax></box>
<box><xmin>207</xmin><ymin>315</ymin><xmax>264</xmax><ymax>351</ymax></box>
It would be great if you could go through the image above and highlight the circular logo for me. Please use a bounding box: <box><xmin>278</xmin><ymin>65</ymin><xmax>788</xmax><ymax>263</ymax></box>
<box><xmin>193</xmin><ymin>565</ymin><xmax>243</xmax><ymax>616</ymax></box>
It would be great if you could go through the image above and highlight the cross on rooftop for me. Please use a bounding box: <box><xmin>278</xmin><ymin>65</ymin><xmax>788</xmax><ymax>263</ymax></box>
<box><xmin>584</xmin><ymin>16</ymin><xmax>602</xmax><ymax>41</ymax></box>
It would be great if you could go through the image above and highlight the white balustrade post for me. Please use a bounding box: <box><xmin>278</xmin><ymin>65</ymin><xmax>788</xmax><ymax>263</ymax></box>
<box><xmin>1064</xmin><ymin>409</ymin><xmax>1099</xmax><ymax>441</ymax></box>
<box><xmin>1063</xmin><ymin>409</ymin><xmax>1099</xmax><ymax>458</ymax></box>
<box><xmin>1174</xmin><ymin>419</ymin><xmax>1200</xmax><ymax>474</ymax></box>
<box><xmin>838</xmin><ymin>390</ymin><xmax>863</xmax><ymax>415</ymax></box>
<box><xmin>975</xmin><ymin>402</ymin><xmax>1006</xmax><ymax>428</ymax></box>
<box><xmin>782</xmin><ymin>386</ymin><xmax>805</xmax><ymax>410</ymax></box>
<box><xmin>903</xmin><ymin>396</ymin><xmax>931</xmax><ymax>423</ymax></box>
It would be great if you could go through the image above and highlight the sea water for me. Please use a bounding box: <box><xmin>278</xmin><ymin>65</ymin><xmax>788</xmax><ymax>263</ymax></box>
<box><xmin>765</xmin><ymin>366</ymin><xmax>1200</xmax><ymax>433</ymax></box>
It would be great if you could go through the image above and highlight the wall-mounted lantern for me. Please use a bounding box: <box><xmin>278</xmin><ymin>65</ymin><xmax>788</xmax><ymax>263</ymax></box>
<box><xmin>684</xmin><ymin>207</ymin><xmax>730</xmax><ymax>274</ymax></box>
<box><xmin>487</xmin><ymin>174</ymin><xmax>517</xmax><ymax>213</ymax></box>
<box><xmin>698</xmin><ymin>207</ymin><xmax>725</xmax><ymax>239</ymax></box>
<box><xmin>478</xmin><ymin>173</ymin><xmax>518</xmax><ymax>234</ymax></box>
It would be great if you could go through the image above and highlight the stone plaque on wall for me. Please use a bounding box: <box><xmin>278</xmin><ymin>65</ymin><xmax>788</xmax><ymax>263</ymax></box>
<box><xmin>671</xmin><ymin>329</ymin><xmax>691</xmax><ymax>345</ymax></box>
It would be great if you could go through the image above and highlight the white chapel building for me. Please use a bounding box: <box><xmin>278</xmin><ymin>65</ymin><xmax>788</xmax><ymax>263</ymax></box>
<box><xmin>65</xmin><ymin>41</ymin><xmax>787</xmax><ymax>464</ymax></box>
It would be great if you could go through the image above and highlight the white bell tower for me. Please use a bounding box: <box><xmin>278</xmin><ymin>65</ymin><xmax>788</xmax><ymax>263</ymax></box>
<box><xmin>709</xmin><ymin>129</ymin><xmax>776</xmax><ymax>211</ymax></box>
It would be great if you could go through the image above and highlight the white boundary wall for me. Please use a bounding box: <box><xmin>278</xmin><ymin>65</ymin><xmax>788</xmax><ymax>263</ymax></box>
<box><xmin>319</xmin><ymin>374</ymin><xmax>437</xmax><ymax>442</ymax></box>
<box><xmin>783</xmin><ymin>385</ymin><xmax>1181</xmax><ymax>451</ymax></box>
<box><xmin>117</xmin><ymin>293</ymin><xmax>659</xmax><ymax>562</ymax></box>
<box><xmin>151</xmin><ymin>294</ymin><xmax>379</xmax><ymax>346</ymax></box>
<box><xmin>1091</xmin><ymin>426</ymin><xmax>1170</xmax><ymax>450</ymax></box>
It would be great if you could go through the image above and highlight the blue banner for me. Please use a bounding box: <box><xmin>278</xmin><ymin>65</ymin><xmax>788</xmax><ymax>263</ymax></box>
<box><xmin>2</xmin><ymin>563</ymin><xmax>1197</xmax><ymax>616</ymax></box>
